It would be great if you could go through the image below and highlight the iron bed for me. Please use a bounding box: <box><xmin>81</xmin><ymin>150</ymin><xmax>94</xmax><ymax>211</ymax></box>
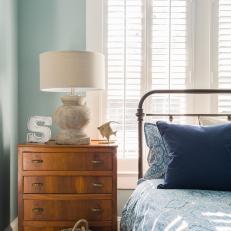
<box><xmin>136</xmin><ymin>89</ymin><xmax>231</xmax><ymax>179</ymax></box>
<box><xmin>120</xmin><ymin>89</ymin><xmax>231</xmax><ymax>231</ymax></box>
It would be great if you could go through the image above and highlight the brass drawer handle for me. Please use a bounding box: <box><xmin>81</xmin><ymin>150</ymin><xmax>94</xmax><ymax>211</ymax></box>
<box><xmin>31</xmin><ymin>159</ymin><xmax>43</xmax><ymax>164</ymax></box>
<box><xmin>32</xmin><ymin>208</ymin><xmax>44</xmax><ymax>213</ymax></box>
<box><xmin>91</xmin><ymin>208</ymin><xmax>102</xmax><ymax>213</ymax></box>
<box><xmin>92</xmin><ymin>183</ymin><xmax>103</xmax><ymax>188</ymax></box>
<box><xmin>91</xmin><ymin>160</ymin><xmax>103</xmax><ymax>165</ymax></box>
<box><xmin>32</xmin><ymin>183</ymin><xmax>44</xmax><ymax>187</ymax></box>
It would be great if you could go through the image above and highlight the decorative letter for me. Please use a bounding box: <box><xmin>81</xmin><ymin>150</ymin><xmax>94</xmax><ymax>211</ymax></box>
<box><xmin>27</xmin><ymin>116</ymin><xmax>52</xmax><ymax>143</ymax></box>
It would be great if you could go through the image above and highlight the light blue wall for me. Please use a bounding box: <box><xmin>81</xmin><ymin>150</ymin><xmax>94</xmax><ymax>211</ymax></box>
<box><xmin>18</xmin><ymin>0</ymin><xmax>86</xmax><ymax>142</ymax></box>
<box><xmin>118</xmin><ymin>190</ymin><xmax>133</xmax><ymax>216</ymax></box>
<box><xmin>0</xmin><ymin>1</ymin><xmax>131</xmax><ymax>227</ymax></box>
<box><xmin>18</xmin><ymin>0</ymin><xmax>132</xmax><ymax>220</ymax></box>
<box><xmin>0</xmin><ymin>0</ymin><xmax>18</xmax><ymax>229</ymax></box>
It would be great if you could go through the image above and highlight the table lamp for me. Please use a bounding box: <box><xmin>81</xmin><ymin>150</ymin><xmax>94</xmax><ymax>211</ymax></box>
<box><xmin>40</xmin><ymin>51</ymin><xmax>105</xmax><ymax>144</ymax></box>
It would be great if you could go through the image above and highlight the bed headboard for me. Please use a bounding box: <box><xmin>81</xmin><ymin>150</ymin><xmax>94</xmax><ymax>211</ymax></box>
<box><xmin>136</xmin><ymin>89</ymin><xmax>231</xmax><ymax>179</ymax></box>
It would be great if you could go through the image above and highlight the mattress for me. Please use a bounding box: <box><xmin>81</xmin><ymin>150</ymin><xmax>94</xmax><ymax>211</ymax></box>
<box><xmin>120</xmin><ymin>179</ymin><xmax>231</xmax><ymax>231</ymax></box>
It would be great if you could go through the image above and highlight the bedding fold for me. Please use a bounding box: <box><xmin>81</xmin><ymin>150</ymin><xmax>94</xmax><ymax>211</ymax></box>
<box><xmin>121</xmin><ymin>180</ymin><xmax>231</xmax><ymax>231</ymax></box>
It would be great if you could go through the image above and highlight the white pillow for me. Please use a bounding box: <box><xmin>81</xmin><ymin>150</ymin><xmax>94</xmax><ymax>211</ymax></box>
<box><xmin>199</xmin><ymin>117</ymin><xmax>230</xmax><ymax>125</ymax></box>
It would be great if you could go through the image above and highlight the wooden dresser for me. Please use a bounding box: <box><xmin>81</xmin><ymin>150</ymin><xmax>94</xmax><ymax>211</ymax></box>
<box><xmin>18</xmin><ymin>141</ymin><xmax>117</xmax><ymax>231</ymax></box>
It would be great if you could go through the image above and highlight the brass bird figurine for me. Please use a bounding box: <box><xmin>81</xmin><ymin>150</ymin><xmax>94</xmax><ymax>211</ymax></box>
<box><xmin>97</xmin><ymin>121</ymin><xmax>119</xmax><ymax>143</ymax></box>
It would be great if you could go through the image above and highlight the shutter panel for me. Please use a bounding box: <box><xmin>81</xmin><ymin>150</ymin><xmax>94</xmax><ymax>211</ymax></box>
<box><xmin>106</xmin><ymin>0</ymin><xmax>144</xmax><ymax>158</ymax></box>
<box><xmin>218</xmin><ymin>0</ymin><xmax>231</xmax><ymax>113</ymax></box>
<box><xmin>105</xmin><ymin>0</ymin><xmax>189</xmax><ymax>159</ymax></box>
<box><xmin>151</xmin><ymin>0</ymin><xmax>188</xmax><ymax>116</ymax></box>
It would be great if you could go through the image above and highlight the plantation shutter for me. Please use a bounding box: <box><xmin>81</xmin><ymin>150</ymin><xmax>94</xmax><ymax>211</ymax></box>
<box><xmin>106</xmin><ymin>0</ymin><xmax>144</xmax><ymax>158</ymax></box>
<box><xmin>218</xmin><ymin>0</ymin><xmax>231</xmax><ymax>113</ymax></box>
<box><xmin>105</xmin><ymin>0</ymin><xmax>189</xmax><ymax>159</ymax></box>
<box><xmin>151</xmin><ymin>0</ymin><xmax>188</xmax><ymax>114</ymax></box>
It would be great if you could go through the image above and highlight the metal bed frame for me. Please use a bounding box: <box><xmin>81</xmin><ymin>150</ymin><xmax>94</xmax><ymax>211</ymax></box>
<box><xmin>136</xmin><ymin>89</ymin><xmax>231</xmax><ymax>179</ymax></box>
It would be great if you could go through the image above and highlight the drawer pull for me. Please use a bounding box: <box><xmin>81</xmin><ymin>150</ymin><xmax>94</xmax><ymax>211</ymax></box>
<box><xmin>31</xmin><ymin>159</ymin><xmax>43</xmax><ymax>164</ymax></box>
<box><xmin>91</xmin><ymin>208</ymin><xmax>102</xmax><ymax>213</ymax></box>
<box><xmin>91</xmin><ymin>160</ymin><xmax>103</xmax><ymax>165</ymax></box>
<box><xmin>92</xmin><ymin>183</ymin><xmax>103</xmax><ymax>188</ymax></box>
<box><xmin>32</xmin><ymin>208</ymin><xmax>44</xmax><ymax>213</ymax></box>
<box><xmin>32</xmin><ymin>183</ymin><xmax>43</xmax><ymax>187</ymax></box>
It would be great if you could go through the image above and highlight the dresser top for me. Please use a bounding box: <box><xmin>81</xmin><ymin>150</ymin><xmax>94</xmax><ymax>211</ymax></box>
<box><xmin>18</xmin><ymin>140</ymin><xmax>118</xmax><ymax>148</ymax></box>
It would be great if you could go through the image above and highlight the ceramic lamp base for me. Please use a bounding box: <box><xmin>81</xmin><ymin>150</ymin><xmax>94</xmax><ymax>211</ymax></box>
<box><xmin>55</xmin><ymin>130</ymin><xmax>90</xmax><ymax>145</ymax></box>
<box><xmin>54</xmin><ymin>95</ymin><xmax>90</xmax><ymax>145</ymax></box>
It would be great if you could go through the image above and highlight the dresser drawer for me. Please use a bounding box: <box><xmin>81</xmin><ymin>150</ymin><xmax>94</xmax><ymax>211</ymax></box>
<box><xmin>24</xmin><ymin>226</ymin><xmax>112</xmax><ymax>231</ymax></box>
<box><xmin>24</xmin><ymin>176</ymin><xmax>112</xmax><ymax>194</ymax></box>
<box><xmin>23</xmin><ymin>152</ymin><xmax>112</xmax><ymax>171</ymax></box>
<box><xmin>23</xmin><ymin>221</ymin><xmax>113</xmax><ymax>231</ymax></box>
<box><xmin>24</xmin><ymin>199</ymin><xmax>112</xmax><ymax>221</ymax></box>
<box><xmin>24</xmin><ymin>227</ymin><xmax>68</xmax><ymax>231</ymax></box>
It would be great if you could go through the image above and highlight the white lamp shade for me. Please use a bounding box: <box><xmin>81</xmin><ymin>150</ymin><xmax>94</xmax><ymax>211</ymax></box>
<box><xmin>40</xmin><ymin>51</ymin><xmax>105</xmax><ymax>92</ymax></box>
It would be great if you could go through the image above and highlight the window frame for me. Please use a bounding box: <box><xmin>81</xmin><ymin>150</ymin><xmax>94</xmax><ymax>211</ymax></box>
<box><xmin>86</xmin><ymin>0</ymin><xmax>217</xmax><ymax>189</ymax></box>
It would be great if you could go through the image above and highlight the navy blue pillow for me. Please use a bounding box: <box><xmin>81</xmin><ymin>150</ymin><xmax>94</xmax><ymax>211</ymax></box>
<box><xmin>156</xmin><ymin>121</ymin><xmax>231</xmax><ymax>191</ymax></box>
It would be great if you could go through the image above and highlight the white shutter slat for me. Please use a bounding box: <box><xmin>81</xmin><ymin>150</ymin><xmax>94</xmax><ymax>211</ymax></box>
<box><xmin>218</xmin><ymin>0</ymin><xmax>231</xmax><ymax>113</ymax></box>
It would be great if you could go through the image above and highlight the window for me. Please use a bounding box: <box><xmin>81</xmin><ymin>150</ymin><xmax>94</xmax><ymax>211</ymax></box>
<box><xmin>87</xmin><ymin>0</ymin><xmax>231</xmax><ymax>168</ymax></box>
<box><xmin>87</xmin><ymin>0</ymin><xmax>231</xmax><ymax>188</ymax></box>
<box><xmin>105</xmin><ymin>0</ymin><xmax>190</xmax><ymax>159</ymax></box>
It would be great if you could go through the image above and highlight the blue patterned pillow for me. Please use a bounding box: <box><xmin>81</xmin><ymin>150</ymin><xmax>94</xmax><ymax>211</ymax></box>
<box><xmin>143</xmin><ymin>123</ymin><xmax>170</xmax><ymax>179</ymax></box>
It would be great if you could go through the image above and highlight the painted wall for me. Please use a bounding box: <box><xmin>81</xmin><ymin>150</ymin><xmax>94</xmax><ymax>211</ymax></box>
<box><xmin>118</xmin><ymin>190</ymin><xmax>133</xmax><ymax>216</ymax></box>
<box><xmin>0</xmin><ymin>0</ymin><xmax>131</xmax><ymax>228</ymax></box>
<box><xmin>18</xmin><ymin>0</ymin><xmax>86</xmax><ymax>143</ymax></box>
<box><xmin>0</xmin><ymin>0</ymin><xmax>18</xmax><ymax>229</ymax></box>
<box><xmin>17</xmin><ymin>0</ymin><xmax>131</xmax><ymax>222</ymax></box>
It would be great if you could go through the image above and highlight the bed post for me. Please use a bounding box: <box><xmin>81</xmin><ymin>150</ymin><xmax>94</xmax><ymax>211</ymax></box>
<box><xmin>137</xmin><ymin>91</ymin><xmax>152</xmax><ymax>179</ymax></box>
<box><xmin>137</xmin><ymin>90</ymin><xmax>157</xmax><ymax>179</ymax></box>
<box><xmin>136</xmin><ymin>107</ymin><xmax>144</xmax><ymax>179</ymax></box>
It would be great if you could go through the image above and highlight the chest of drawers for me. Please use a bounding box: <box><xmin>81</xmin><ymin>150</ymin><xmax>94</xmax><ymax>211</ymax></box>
<box><xmin>18</xmin><ymin>141</ymin><xmax>117</xmax><ymax>231</ymax></box>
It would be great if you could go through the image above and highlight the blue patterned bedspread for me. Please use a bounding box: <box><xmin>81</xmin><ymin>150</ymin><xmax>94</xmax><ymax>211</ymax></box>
<box><xmin>121</xmin><ymin>180</ymin><xmax>231</xmax><ymax>231</ymax></box>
